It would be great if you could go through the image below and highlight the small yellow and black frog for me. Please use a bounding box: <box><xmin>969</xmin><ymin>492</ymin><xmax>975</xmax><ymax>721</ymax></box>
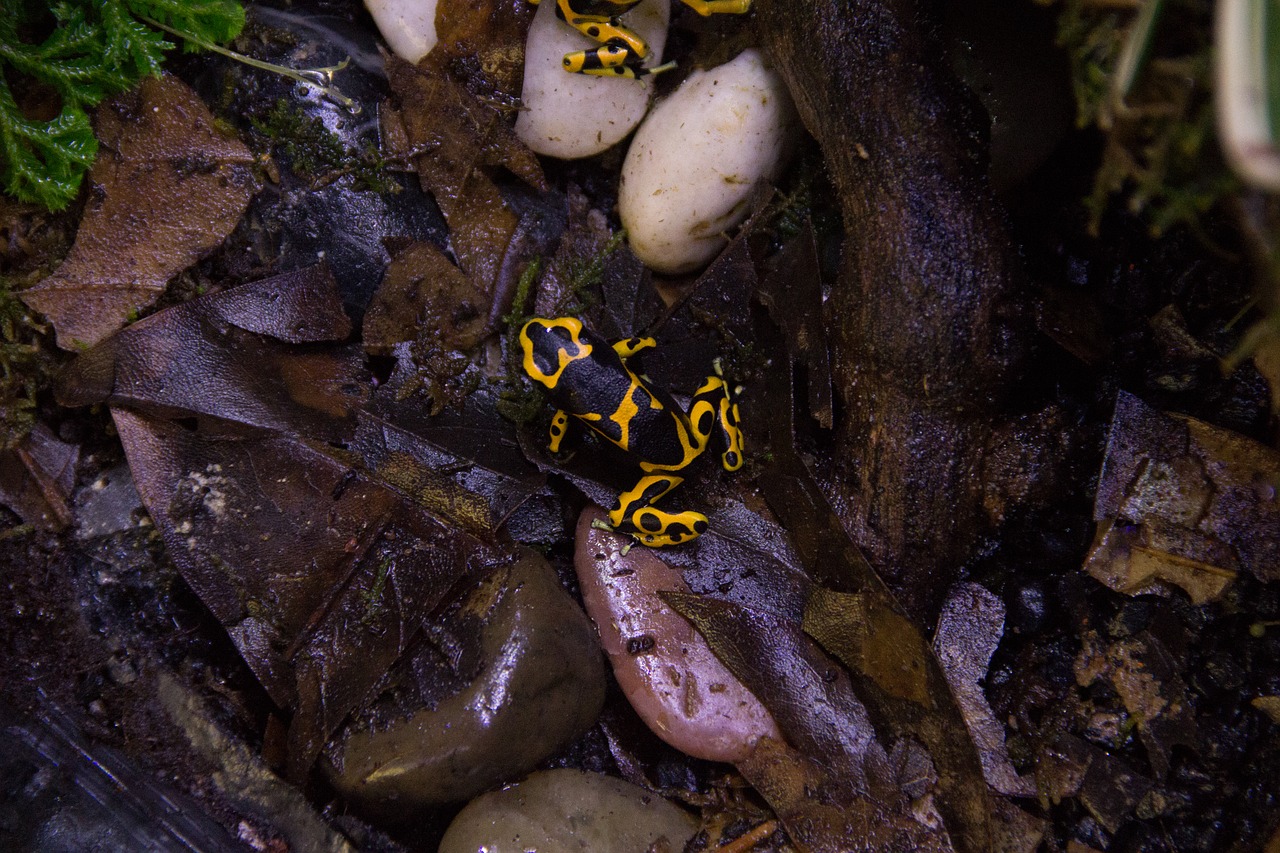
<box><xmin>519</xmin><ymin>316</ymin><xmax>743</xmax><ymax>546</ymax></box>
<box><xmin>531</xmin><ymin>0</ymin><xmax>752</xmax><ymax>78</ymax></box>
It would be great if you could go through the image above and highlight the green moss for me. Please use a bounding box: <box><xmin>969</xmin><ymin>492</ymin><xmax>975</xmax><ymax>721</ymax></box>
<box><xmin>360</xmin><ymin>557</ymin><xmax>392</xmax><ymax>624</ymax></box>
<box><xmin>250</xmin><ymin>98</ymin><xmax>397</xmax><ymax>194</ymax></box>
<box><xmin>0</xmin><ymin>276</ymin><xmax>49</xmax><ymax>449</ymax></box>
<box><xmin>0</xmin><ymin>0</ymin><xmax>246</xmax><ymax>210</ymax></box>
<box><xmin>565</xmin><ymin>229</ymin><xmax>626</xmax><ymax>299</ymax></box>
<box><xmin>1052</xmin><ymin>0</ymin><xmax>1235</xmax><ymax>236</ymax></box>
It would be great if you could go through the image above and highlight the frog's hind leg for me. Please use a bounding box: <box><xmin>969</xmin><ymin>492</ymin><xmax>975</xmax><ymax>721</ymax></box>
<box><xmin>679</xmin><ymin>0</ymin><xmax>752</xmax><ymax>16</ymax></box>
<box><xmin>609</xmin><ymin>474</ymin><xmax>708</xmax><ymax>546</ymax></box>
<box><xmin>690</xmin><ymin>362</ymin><xmax>744</xmax><ymax>471</ymax></box>
<box><xmin>564</xmin><ymin>44</ymin><xmax>646</xmax><ymax>77</ymax></box>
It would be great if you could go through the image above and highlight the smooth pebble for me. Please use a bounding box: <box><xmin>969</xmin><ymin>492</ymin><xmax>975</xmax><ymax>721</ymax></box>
<box><xmin>364</xmin><ymin>0</ymin><xmax>440</xmax><ymax>64</ymax></box>
<box><xmin>438</xmin><ymin>768</ymin><xmax>698</xmax><ymax>853</ymax></box>
<box><xmin>574</xmin><ymin>507</ymin><xmax>781</xmax><ymax>763</ymax></box>
<box><xmin>516</xmin><ymin>0</ymin><xmax>669</xmax><ymax>159</ymax></box>
<box><xmin>619</xmin><ymin>48</ymin><xmax>798</xmax><ymax>274</ymax></box>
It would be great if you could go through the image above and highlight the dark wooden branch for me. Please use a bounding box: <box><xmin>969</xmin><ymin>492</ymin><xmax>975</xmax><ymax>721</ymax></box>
<box><xmin>756</xmin><ymin>0</ymin><xmax>1034</xmax><ymax>619</ymax></box>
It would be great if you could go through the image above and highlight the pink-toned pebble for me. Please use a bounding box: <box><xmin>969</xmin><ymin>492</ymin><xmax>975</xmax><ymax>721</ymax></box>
<box><xmin>574</xmin><ymin>506</ymin><xmax>781</xmax><ymax>762</ymax></box>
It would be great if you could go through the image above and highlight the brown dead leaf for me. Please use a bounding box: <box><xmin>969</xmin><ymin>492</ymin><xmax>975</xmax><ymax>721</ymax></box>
<box><xmin>55</xmin><ymin>265</ymin><xmax>363</xmax><ymax>443</ymax></box>
<box><xmin>383</xmin><ymin>56</ymin><xmax>545</xmax><ymax>298</ymax></box>
<box><xmin>434</xmin><ymin>0</ymin><xmax>533</xmax><ymax>97</ymax></box>
<box><xmin>932</xmin><ymin>583</ymin><xmax>1036</xmax><ymax>797</ymax></box>
<box><xmin>1084</xmin><ymin>518</ymin><xmax>1237</xmax><ymax>604</ymax></box>
<box><xmin>1073</xmin><ymin>625</ymin><xmax>1198</xmax><ymax>779</ymax></box>
<box><xmin>54</xmin><ymin>264</ymin><xmax>507</xmax><ymax>778</ymax></box>
<box><xmin>1251</xmin><ymin>695</ymin><xmax>1280</xmax><ymax>723</ymax></box>
<box><xmin>113</xmin><ymin>407</ymin><xmax>501</xmax><ymax>780</ymax></box>
<box><xmin>739</xmin><ymin>336</ymin><xmax>994</xmax><ymax>853</ymax></box>
<box><xmin>1037</xmin><ymin>731</ymin><xmax>1153</xmax><ymax>834</ymax></box>
<box><xmin>362</xmin><ymin>242</ymin><xmax>489</xmax><ymax>355</ymax></box>
<box><xmin>665</xmin><ymin>593</ymin><xmax>955</xmax><ymax>853</ymax></box>
<box><xmin>22</xmin><ymin>74</ymin><xmax>259</xmax><ymax>349</ymax></box>
<box><xmin>0</xmin><ymin>422</ymin><xmax>78</xmax><ymax>531</ymax></box>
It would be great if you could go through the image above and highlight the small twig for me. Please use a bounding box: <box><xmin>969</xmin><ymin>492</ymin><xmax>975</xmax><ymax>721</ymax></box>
<box><xmin>715</xmin><ymin>820</ymin><xmax>779</xmax><ymax>853</ymax></box>
<box><xmin>139</xmin><ymin>15</ymin><xmax>359</xmax><ymax>112</ymax></box>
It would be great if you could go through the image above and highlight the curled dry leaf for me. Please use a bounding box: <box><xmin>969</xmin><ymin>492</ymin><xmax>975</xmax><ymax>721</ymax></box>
<box><xmin>663</xmin><ymin>592</ymin><xmax>954</xmax><ymax>853</ymax></box>
<box><xmin>742</xmin><ymin>341</ymin><xmax>997</xmax><ymax>853</ymax></box>
<box><xmin>1088</xmin><ymin>391</ymin><xmax>1280</xmax><ymax>597</ymax></box>
<box><xmin>932</xmin><ymin>583</ymin><xmax>1035</xmax><ymax>798</ymax></box>
<box><xmin>114</xmin><ymin>407</ymin><xmax>499</xmax><ymax>781</ymax></box>
<box><xmin>1036</xmin><ymin>731</ymin><xmax>1153</xmax><ymax>835</ymax></box>
<box><xmin>362</xmin><ymin>242</ymin><xmax>489</xmax><ymax>355</ymax></box>
<box><xmin>1073</xmin><ymin>623</ymin><xmax>1198</xmax><ymax>779</ymax></box>
<box><xmin>55</xmin><ymin>265</ymin><xmax>364</xmax><ymax>445</ymax></box>
<box><xmin>22</xmin><ymin>74</ymin><xmax>259</xmax><ymax>350</ymax></box>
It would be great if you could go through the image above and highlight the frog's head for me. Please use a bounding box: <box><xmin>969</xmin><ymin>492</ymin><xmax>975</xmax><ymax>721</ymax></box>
<box><xmin>519</xmin><ymin>317</ymin><xmax>594</xmax><ymax>390</ymax></box>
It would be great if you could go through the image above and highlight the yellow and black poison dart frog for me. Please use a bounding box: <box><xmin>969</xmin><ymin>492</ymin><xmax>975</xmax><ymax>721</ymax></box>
<box><xmin>520</xmin><ymin>317</ymin><xmax>743</xmax><ymax>547</ymax></box>
<box><xmin>531</xmin><ymin>0</ymin><xmax>752</xmax><ymax>78</ymax></box>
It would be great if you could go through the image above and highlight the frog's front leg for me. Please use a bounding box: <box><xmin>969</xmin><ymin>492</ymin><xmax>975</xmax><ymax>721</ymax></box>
<box><xmin>679</xmin><ymin>0</ymin><xmax>752</xmax><ymax>15</ymax></box>
<box><xmin>548</xmin><ymin>408</ymin><xmax>573</xmax><ymax>454</ymax></box>
<box><xmin>609</xmin><ymin>473</ymin><xmax>709</xmax><ymax>546</ymax></box>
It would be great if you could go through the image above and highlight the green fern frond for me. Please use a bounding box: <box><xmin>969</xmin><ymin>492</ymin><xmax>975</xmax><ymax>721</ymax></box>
<box><xmin>0</xmin><ymin>0</ymin><xmax>245</xmax><ymax>211</ymax></box>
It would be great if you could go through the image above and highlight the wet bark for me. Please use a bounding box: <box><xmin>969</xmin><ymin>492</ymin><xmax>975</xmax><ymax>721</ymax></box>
<box><xmin>756</xmin><ymin>0</ymin><xmax>1032</xmax><ymax>620</ymax></box>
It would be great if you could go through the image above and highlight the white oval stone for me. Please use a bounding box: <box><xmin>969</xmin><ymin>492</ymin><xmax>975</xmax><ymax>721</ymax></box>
<box><xmin>619</xmin><ymin>48</ymin><xmax>798</xmax><ymax>274</ymax></box>
<box><xmin>364</xmin><ymin>0</ymin><xmax>440</xmax><ymax>64</ymax></box>
<box><xmin>516</xmin><ymin>0</ymin><xmax>669</xmax><ymax>159</ymax></box>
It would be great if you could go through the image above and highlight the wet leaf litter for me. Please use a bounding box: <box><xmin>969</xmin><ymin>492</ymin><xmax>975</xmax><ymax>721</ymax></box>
<box><xmin>1</xmin><ymin>1</ymin><xmax>1279</xmax><ymax>852</ymax></box>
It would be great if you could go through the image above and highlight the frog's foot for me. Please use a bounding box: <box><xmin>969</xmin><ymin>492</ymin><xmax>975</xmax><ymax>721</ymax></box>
<box><xmin>590</xmin><ymin>515</ymin><xmax>638</xmax><ymax>553</ymax></box>
<box><xmin>609</xmin><ymin>474</ymin><xmax>707</xmax><ymax>547</ymax></box>
<box><xmin>680</xmin><ymin>0</ymin><xmax>752</xmax><ymax>15</ymax></box>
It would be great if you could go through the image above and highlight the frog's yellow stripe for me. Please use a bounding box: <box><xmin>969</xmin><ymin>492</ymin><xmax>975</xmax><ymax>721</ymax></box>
<box><xmin>695</xmin><ymin>375</ymin><xmax>727</xmax><ymax>395</ymax></box>
<box><xmin>549</xmin><ymin>409</ymin><xmax>570</xmax><ymax>453</ymax></box>
<box><xmin>520</xmin><ymin>317</ymin><xmax>593</xmax><ymax>389</ymax></box>
<box><xmin>609</xmin><ymin>376</ymin><xmax>642</xmax><ymax>451</ymax></box>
